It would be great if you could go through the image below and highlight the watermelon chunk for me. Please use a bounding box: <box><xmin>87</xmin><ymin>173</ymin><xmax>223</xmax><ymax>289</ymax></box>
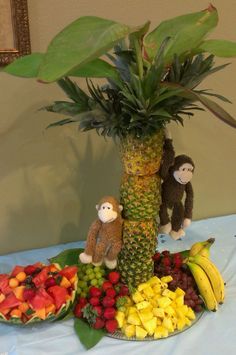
<box><xmin>59</xmin><ymin>266</ymin><xmax>78</xmax><ymax>280</ymax></box>
<box><xmin>48</xmin><ymin>285</ymin><xmax>68</xmax><ymax>310</ymax></box>
<box><xmin>33</xmin><ymin>266</ymin><xmax>50</xmax><ymax>287</ymax></box>
<box><xmin>0</xmin><ymin>274</ymin><xmax>11</xmax><ymax>295</ymax></box>
<box><xmin>30</xmin><ymin>288</ymin><xmax>54</xmax><ymax>310</ymax></box>
<box><xmin>0</xmin><ymin>293</ymin><xmax>21</xmax><ymax>313</ymax></box>
<box><xmin>11</xmin><ymin>265</ymin><xmax>25</xmax><ymax>277</ymax></box>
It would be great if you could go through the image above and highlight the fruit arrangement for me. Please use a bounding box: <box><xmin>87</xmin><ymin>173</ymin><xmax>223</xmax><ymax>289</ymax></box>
<box><xmin>74</xmin><ymin>271</ymin><xmax>129</xmax><ymax>333</ymax></box>
<box><xmin>0</xmin><ymin>262</ymin><xmax>78</xmax><ymax>324</ymax></box>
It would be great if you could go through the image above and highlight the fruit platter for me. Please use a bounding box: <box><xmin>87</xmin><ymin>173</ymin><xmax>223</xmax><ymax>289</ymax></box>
<box><xmin>0</xmin><ymin>239</ymin><xmax>225</xmax><ymax>349</ymax></box>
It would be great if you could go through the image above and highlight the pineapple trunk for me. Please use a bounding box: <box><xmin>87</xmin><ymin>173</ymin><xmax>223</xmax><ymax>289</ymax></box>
<box><xmin>117</xmin><ymin>130</ymin><xmax>164</xmax><ymax>288</ymax></box>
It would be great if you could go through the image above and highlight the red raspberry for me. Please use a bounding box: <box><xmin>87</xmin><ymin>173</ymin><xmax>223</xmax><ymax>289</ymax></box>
<box><xmin>105</xmin><ymin>319</ymin><xmax>118</xmax><ymax>333</ymax></box>
<box><xmin>102</xmin><ymin>296</ymin><xmax>115</xmax><ymax>308</ymax></box>
<box><xmin>106</xmin><ymin>288</ymin><xmax>116</xmax><ymax>298</ymax></box>
<box><xmin>89</xmin><ymin>286</ymin><xmax>102</xmax><ymax>298</ymax></box>
<box><xmin>102</xmin><ymin>281</ymin><xmax>113</xmax><ymax>291</ymax></box>
<box><xmin>93</xmin><ymin>317</ymin><xmax>105</xmax><ymax>329</ymax></box>
<box><xmin>89</xmin><ymin>297</ymin><xmax>100</xmax><ymax>306</ymax></box>
<box><xmin>108</xmin><ymin>271</ymin><xmax>120</xmax><ymax>284</ymax></box>
<box><xmin>103</xmin><ymin>307</ymin><xmax>116</xmax><ymax>320</ymax></box>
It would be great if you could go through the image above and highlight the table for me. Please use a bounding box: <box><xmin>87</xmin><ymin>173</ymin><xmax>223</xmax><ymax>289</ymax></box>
<box><xmin>0</xmin><ymin>215</ymin><xmax>236</xmax><ymax>355</ymax></box>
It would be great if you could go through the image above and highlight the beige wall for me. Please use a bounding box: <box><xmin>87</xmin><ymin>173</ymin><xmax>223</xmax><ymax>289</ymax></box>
<box><xmin>0</xmin><ymin>0</ymin><xmax>235</xmax><ymax>255</ymax></box>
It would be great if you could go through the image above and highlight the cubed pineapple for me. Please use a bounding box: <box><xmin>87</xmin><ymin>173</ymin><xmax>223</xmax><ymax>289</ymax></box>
<box><xmin>154</xmin><ymin>325</ymin><xmax>169</xmax><ymax>339</ymax></box>
<box><xmin>139</xmin><ymin>309</ymin><xmax>154</xmax><ymax>323</ymax></box>
<box><xmin>186</xmin><ymin>307</ymin><xmax>196</xmax><ymax>320</ymax></box>
<box><xmin>184</xmin><ymin>316</ymin><xmax>192</xmax><ymax>326</ymax></box>
<box><xmin>132</xmin><ymin>291</ymin><xmax>144</xmax><ymax>303</ymax></box>
<box><xmin>115</xmin><ymin>311</ymin><xmax>125</xmax><ymax>328</ymax></box>
<box><xmin>128</xmin><ymin>306</ymin><xmax>137</xmax><ymax>315</ymax></box>
<box><xmin>175</xmin><ymin>295</ymin><xmax>184</xmax><ymax>307</ymax></box>
<box><xmin>143</xmin><ymin>317</ymin><xmax>157</xmax><ymax>336</ymax></box>
<box><xmin>179</xmin><ymin>305</ymin><xmax>189</xmax><ymax>316</ymax></box>
<box><xmin>142</xmin><ymin>286</ymin><xmax>154</xmax><ymax>298</ymax></box>
<box><xmin>147</xmin><ymin>276</ymin><xmax>161</xmax><ymax>286</ymax></box>
<box><xmin>162</xmin><ymin>317</ymin><xmax>174</xmax><ymax>332</ymax></box>
<box><xmin>127</xmin><ymin>312</ymin><xmax>141</xmax><ymax>326</ymax></box>
<box><xmin>164</xmin><ymin>305</ymin><xmax>176</xmax><ymax>316</ymax></box>
<box><xmin>162</xmin><ymin>289</ymin><xmax>176</xmax><ymax>300</ymax></box>
<box><xmin>136</xmin><ymin>301</ymin><xmax>151</xmax><ymax>310</ymax></box>
<box><xmin>135</xmin><ymin>325</ymin><xmax>148</xmax><ymax>339</ymax></box>
<box><xmin>124</xmin><ymin>324</ymin><xmax>136</xmax><ymax>338</ymax></box>
<box><xmin>161</xmin><ymin>276</ymin><xmax>173</xmax><ymax>283</ymax></box>
<box><xmin>177</xmin><ymin>318</ymin><xmax>186</xmax><ymax>331</ymax></box>
<box><xmin>176</xmin><ymin>308</ymin><xmax>185</xmax><ymax>319</ymax></box>
<box><xmin>152</xmin><ymin>284</ymin><xmax>162</xmax><ymax>295</ymax></box>
<box><xmin>157</xmin><ymin>297</ymin><xmax>172</xmax><ymax>309</ymax></box>
<box><xmin>175</xmin><ymin>287</ymin><xmax>185</xmax><ymax>296</ymax></box>
<box><xmin>152</xmin><ymin>307</ymin><xmax>165</xmax><ymax>318</ymax></box>
<box><xmin>137</xmin><ymin>283</ymin><xmax>149</xmax><ymax>292</ymax></box>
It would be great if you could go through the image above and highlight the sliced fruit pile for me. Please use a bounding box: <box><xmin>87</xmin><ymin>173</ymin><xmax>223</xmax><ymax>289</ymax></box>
<box><xmin>115</xmin><ymin>275</ymin><xmax>196</xmax><ymax>339</ymax></box>
<box><xmin>74</xmin><ymin>271</ymin><xmax>129</xmax><ymax>333</ymax></box>
<box><xmin>153</xmin><ymin>251</ymin><xmax>204</xmax><ymax>312</ymax></box>
<box><xmin>0</xmin><ymin>263</ymin><xmax>78</xmax><ymax>324</ymax></box>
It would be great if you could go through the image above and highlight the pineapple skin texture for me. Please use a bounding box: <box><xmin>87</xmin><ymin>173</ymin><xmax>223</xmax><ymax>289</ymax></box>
<box><xmin>116</xmin><ymin>276</ymin><xmax>196</xmax><ymax>339</ymax></box>
<box><xmin>117</xmin><ymin>130</ymin><xmax>164</xmax><ymax>288</ymax></box>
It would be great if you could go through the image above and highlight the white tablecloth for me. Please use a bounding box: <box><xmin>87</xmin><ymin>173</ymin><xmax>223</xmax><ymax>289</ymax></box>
<box><xmin>0</xmin><ymin>215</ymin><xmax>236</xmax><ymax>355</ymax></box>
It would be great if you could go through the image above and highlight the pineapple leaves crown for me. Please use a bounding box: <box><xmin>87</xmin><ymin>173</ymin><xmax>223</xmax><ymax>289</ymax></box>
<box><xmin>4</xmin><ymin>5</ymin><xmax>236</xmax><ymax>139</ymax></box>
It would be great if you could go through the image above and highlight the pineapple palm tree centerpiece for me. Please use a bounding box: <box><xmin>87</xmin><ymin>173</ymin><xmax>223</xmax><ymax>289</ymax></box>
<box><xmin>5</xmin><ymin>5</ymin><xmax>236</xmax><ymax>287</ymax></box>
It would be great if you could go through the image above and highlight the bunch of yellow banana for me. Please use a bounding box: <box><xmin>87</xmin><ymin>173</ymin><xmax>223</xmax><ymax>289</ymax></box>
<box><xmin>189</xmin><ymin>238</ymin><xmax>215</xmax><ymax>258</ymax></box>
<box><xmin>186</xmin><ymin>240</ymin><xmax>225</xmax><ymax>312</ymax></box>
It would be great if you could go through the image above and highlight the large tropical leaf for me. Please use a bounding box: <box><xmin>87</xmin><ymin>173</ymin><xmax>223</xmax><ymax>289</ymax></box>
<box><xmin>144</xmin><ymin>5</ymin><xmax>218</xmax><ymax>63</ymax></box>
<box><xmin>74</xmin><ymin>318</ymin><xmax>106</xmax><ymax>350</ymax></box>
<box><xmin>197</xmin><ymin>39</ymin><xmax>236</xmax><ymax>57</ymax></box>
<box><xmin>3</xmin><ymin>53</ymin><xmax>43</xmax><ymax>78</ymax></box>
<box><xmin>38</xmin><ymin>16</ymin><xmax>147</xmax><ymax>82</ymax></box>
<box><xmin>163</xmin><ymin>82</ymin><xmax>236</xmax><ymax>128</ymax></box>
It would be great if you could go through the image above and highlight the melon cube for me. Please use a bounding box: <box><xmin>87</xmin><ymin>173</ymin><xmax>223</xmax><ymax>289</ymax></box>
<box><xmin>0</xmin><ymin>293</ymin><xmax>6</xmax><ymax>303</ymax></box>
<box><xmin>135</xmin><ymin>325</ymin><xmax>148</xmax><ymax>339</ymax></box>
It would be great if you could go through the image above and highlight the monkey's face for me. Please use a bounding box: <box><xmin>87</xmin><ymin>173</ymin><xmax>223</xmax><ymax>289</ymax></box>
<box><xmin>173</xmin><ymin>163</ymin><xmax>194</xmax><ymax>184</ymax></box>
<box><xmin>97</xmin><ymin>202</ymin><xmax>118</xmax><ymax>223</ymax></box>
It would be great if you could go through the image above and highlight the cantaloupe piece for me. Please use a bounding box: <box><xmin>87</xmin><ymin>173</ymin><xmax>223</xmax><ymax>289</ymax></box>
<box><xmin>13</xmin><ymin>286</ymin><xmax>25</xmax><ymax>301</ymax></box>
<box><xmin>35</xmin><ymin>308</ymin><xmax>46</xmax><ymax>320</ymax></box>
<box><xmin>60</xmin><ymin>276</ymin><xmax>71</xmax><ymax>288</ymax></box>
<box><xmin>45</xmin><ymin>304</ymin><xmax>56</xmax><ymax>314</ymax></box>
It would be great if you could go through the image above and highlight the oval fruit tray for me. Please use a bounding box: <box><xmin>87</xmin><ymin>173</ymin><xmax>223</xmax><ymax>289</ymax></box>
<box><xmin>0</xmin><ymin>262</ymin><xmax>78</xmax><ymax>325</ymax></box>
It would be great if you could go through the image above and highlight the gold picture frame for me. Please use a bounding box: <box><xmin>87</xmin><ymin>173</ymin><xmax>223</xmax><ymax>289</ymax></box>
<box><xmin>0</xmin><ymin>0</ymin><xmax>31</xmax><ymax>66</ymax></box>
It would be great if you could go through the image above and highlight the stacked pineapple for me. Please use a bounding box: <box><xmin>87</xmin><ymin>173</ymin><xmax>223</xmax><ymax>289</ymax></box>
<box><xmin>115</xmin><ymin>276</ymin><xmax>196</xmax><ymax>339</ymax></box>
<box><xmin>118</xmin><ymin>131</ymin><xmax>164</xmax><ymax>287</ymax></box>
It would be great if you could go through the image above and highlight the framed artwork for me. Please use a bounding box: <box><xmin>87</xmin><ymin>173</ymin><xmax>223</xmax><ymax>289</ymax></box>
<box><xmin>0</xmin><ymin>0</ymin><xmax>31</xmax><ymax>66</ymax></box>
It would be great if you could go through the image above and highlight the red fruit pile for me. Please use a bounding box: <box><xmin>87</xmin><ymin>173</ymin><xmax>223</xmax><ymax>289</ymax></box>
<box><xmin>0</xmin><ymin>263</ymin><xmax>78</xmax><ymax>324</ymax></box>
<box><xmin>153</xmin><ymin>250</ymin><xmax>204</xmax><ymax>312</ymax></box>
<box><xmin>74</xmin><ymin>271</ymin><xmax>129</xmax><ymax>333</ymax></box>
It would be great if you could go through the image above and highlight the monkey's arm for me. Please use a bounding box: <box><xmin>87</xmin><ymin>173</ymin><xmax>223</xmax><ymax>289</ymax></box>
<box><xmin>160</xmin><ymin>139</ymin><xmax>175</xmax><ymax>179</ymax></box>
<box><xmin>184</xmin><ymin>182</ymin><xmax>194</xmax><ymax>219</ymax></box>
<box><xmin>84</xmin><ymin>219</ymin><xmax>102</xmax><ymax>255</ymax></box>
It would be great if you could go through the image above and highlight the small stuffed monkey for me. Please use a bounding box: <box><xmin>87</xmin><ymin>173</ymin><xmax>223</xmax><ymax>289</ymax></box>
<box><xmin>159</xmin><ymin>129</ymin><xmax>195</xmax><ymax>240</ymax></box>
<box><xmin>79</xmin><ymin>196</ymin><xmax>123</xmax><ymax>269</ymax></box>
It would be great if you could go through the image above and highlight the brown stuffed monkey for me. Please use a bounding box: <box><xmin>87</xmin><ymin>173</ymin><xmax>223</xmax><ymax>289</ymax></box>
<box><xmin>159</xmin><ymin>130</ymin><xmax>195</xmax><ymax>240</ymax></box>
<box><xmin>79</xmin><ymin>196</ymin><xmax>123</xmax><ymax>269</ymax></box>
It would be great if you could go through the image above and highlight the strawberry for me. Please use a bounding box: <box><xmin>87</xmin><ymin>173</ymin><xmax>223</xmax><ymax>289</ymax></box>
<box><xmin>105</xmin><ymin>319</ymin><xmax>118</xmax><ymax>333</ymax></box>
<box><xmin>102</xmin><ymin>281</ymin><xmax>113</xmax><ymax>291</ymax></box>
<box><xmin>119</xmin><ymin>285</ymin><xmax>129</xmax><ymax>296</ymax></box>
<box><xmin>89</xmin><ymin>297</ymin><xmax>100</xmax><ymax>306</ymax></box>
<box><xmin>105</xmin><ymin>288</ymin><xmax>116</xmax><ymax>298</ymax></box>
<box><xmin>74</xmin><ymin>304</ymin><xmax>83</xmax><ymax>318</ymax></box>
<box><xmin>93</xmin><ymin>317</ymin><xmax>105</xmax><ymax>329</ymax></box>
<box><xmin>24</xmin><ymin>265</ymin><xmax>38</xmax><ymax>275</ymax></box>
<box><xmin>108</xmin><ymin>271</ymin><xmax>120</xmax><ymax>284</ymax></box>
<box><xmin>23</xmin><ymin>288</ymin><xmax>36</xmax><ymax>301</ymax></box>
<box><xmin>89</xmin><ymin>286</ymin><xmax>102</xmax><ymax>298</ymax></box>
<box><xmin>102</xmin><ymin>296</ymin><xmax>115</xmax><ymax>308</ymax></box>
<box><xmin>103</xmin><ymin>307</ymin><xmax>116</xmax><ymax>320</ymax></box>
<box><xmin>93</xmin><ymin>305</ymin><xmax>102</xmax><ymax>317</ymax></box>
<box><xmin>78</xmin><ymin>297</ymin><xmax>88</xmax><ymax>307</ymax></box>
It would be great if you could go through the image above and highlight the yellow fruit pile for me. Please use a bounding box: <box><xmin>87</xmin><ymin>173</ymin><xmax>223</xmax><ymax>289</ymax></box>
<box><xmin>115</xmin><ymin>276</ymin><xmax>196</xmax><ymax>339</ymax></box>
